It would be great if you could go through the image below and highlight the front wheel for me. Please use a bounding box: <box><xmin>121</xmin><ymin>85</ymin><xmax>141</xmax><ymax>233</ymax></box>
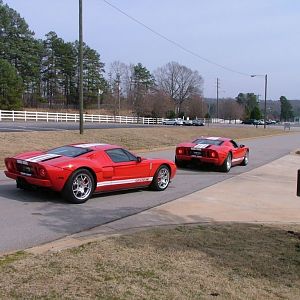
<box><xmin>151</xmin><ymin>165</ymin><xmax>170</xmax><ymax>191</ymax></box>
<box><xmin>220</xmin><ymin>153</ymin><xmax>232</xmax><ymax>173</ymax></box>
<box><xmin>62</xmin><ymin>169</ymin><xmax>95</xmax><ymax>204</ymax></box>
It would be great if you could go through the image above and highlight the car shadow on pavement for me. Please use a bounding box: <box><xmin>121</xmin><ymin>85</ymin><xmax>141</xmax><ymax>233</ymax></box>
<box><xmin>0</xmin><ymin>183</ymin><xmax>64</xmax><ymax>203</ymax></box>
<box><xmin>0</xmin><ymin>183</ymin><xmax>153</xmax><ymax>205</ymax></box>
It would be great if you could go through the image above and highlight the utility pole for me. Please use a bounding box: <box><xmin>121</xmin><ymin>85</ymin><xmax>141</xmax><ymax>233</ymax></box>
<box><xmin>79</xmin><ymin>0</ymin><xmax>83</xmax><ymax>134</ymax></box>
<box><xmin>216</xmin><ymin>78</ymin><xmax>219</xmax><ymax>120</ymax></box>
<box><xmin>264</xmin><ymin>74</ymin><xmax>267</xmax><ymax>129</ymax></box>
<box><xmin>251</xmin><ymin>74</ymin><xmax>268</xmax><ymax>129</ymax></box>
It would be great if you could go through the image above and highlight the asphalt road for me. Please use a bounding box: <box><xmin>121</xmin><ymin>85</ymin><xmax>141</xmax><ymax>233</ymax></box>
<box><xmin>0</xmin><ymin>132</ymin><xmax>300</xmax><ymax>254</ymax></box>
<box><xmin>0</xmin><ymin>121</ymin><xmax>298</xmax><ymax>132</ymax></box>
<box><xmin>0</xmin><ymin>121</ymin><xmax>158</xmax><ymax>132</ymax></box>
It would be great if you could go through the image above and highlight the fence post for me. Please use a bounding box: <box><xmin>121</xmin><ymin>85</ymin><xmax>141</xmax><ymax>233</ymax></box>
<box><xmin>12</xmin><ymin>111</ymin><xmax>15</xmax><ymax>122</ymax></box>
<box><xmin>297</xmin><ymin>169</ymin><xmax>300</xmax><ymax>197</ymax></box>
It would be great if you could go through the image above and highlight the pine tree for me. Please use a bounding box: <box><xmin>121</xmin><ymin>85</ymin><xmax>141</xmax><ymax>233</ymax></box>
<box><xmin>0</xmin><ymin>59</ymin><xmax>23</xmax><ymax>109</ymax></box>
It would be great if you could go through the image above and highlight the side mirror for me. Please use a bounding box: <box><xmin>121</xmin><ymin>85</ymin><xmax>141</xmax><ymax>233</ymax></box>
<box><xmin>136</xmin><ymin>156</ymin><xmax>142</xmax><ymax>163</ymax></box>
<box><xmin>240</xmin><ymin>144</ymin><xmax>245</xmax><ymax>148</ymax></box>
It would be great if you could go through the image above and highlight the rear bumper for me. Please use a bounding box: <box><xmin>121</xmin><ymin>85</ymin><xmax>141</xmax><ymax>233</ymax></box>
<box><xmin>4</xmin><ymin>171</ymin><xmax>53</xmax><ymax>188</ymax></box>
<box><xmin>176</xmin><ymin>155</ymin><xmax>221</xmax><ymax>166</ymax></box>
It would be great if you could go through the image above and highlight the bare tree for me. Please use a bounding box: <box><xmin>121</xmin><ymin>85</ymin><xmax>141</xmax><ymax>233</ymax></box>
<box><xmin>182</xmin><ymin>94</ymin><xmax>206</xmax><ymax>119</ymax></box>
<box><xmin>219</xmin><ymin>98</ymin><xmax>244</xmax><ymax>122</ymax></box>
<box><xmin>154</xmin><ymin>62</ymin><xmax>203</xmax><ymax>115</ymax></box>
<box><xmin>141</xmin><ymin>91</ymin><xmax>174</xmax><ymax>118</ymax></box>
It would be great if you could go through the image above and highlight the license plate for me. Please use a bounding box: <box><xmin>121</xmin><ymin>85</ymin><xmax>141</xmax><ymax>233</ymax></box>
<box><xmin>191</xmin><ymin>151</ymin><xmax>202</xmax><ymax>157</ymax></box>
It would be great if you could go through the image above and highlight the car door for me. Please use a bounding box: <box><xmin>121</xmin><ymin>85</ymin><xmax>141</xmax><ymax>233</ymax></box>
<box><xmin>229</xmin><ymin>140</ymin><xmax>245</xmax><ymax>164</ymax></box>
<box><xmin>100</xmin><ymin>148</ymin><xmax>152</xmax><ymax>191</ymax></box>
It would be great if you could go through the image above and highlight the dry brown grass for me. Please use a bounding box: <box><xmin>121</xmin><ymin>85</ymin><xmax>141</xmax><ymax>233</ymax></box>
<box><xmin>0</xmin><ymin>126</ymin><xmax>285</xmax><ymax>169</ymax></box>
<box><xmin>0</xmin><ymin>224</ymin><xmax>300</xmax><ymax>299</ymax></box>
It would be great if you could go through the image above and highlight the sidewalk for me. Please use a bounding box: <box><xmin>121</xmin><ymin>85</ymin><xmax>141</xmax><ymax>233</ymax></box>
<box><xmin>27</xmin><ymin>153</ymin><xmax>300</xmax><ymax>254</ymax></box>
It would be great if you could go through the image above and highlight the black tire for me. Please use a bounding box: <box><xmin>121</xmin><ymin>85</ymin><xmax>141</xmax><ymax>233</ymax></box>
<box><xmin>151</xmin><ymin>165</ymin><xmax>170</xmax><ymax>191</ymax></box>
<box><xmin>62</xmin><ymin>169</ymin><xmax>95</xmax><ymax>204</ymax></box>
<box><xmin>175</xmin><ymin>157</ymin><xmax>187</xmax><ymax>168</ymax></box>
<box><xmin>241</xmin><ymin>150</ymin><xmax>249</xmax><ymax>166</ymax></box>
<box><xmin>220</xmin><ymin>153</ymin><xmax>232</xmax><ymax>173</ymax></box>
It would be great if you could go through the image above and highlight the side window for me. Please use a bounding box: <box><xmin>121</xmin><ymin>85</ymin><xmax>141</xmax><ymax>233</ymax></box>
<box><xmin>230</xmin><ymin>140</ymin><xmax>239</xmax><ymax>148</ymax></box>
<box><xmin>123</xmin><ymin>149</ymin><xmax>137</xmax><ymax>161</ymax></box>
<box><xmin>106</xmin><ymin>148</ymin><xmax>136</xmax><ymax>163</ymax></box>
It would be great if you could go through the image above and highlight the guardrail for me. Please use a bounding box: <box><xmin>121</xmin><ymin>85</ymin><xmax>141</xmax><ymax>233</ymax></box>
<box><xmin>0</xmin><ymin>110</ymin><xmax>163</xmax><ymax>125</ymax></box>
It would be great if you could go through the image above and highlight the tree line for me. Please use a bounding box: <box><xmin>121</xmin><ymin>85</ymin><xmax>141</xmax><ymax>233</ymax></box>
<box><xmin>0</xmin><ymin>1</ymin><xmax>296</xmax><ymax>121</ymax></box>
<box><xmin>0</xmin><ymin>1</ymin><xmax>206</xmax><ymax>119</ymax></box>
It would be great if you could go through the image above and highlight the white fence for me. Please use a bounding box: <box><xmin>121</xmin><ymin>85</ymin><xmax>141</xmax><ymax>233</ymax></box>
<box><xmin>0</xmin><ymin>110</ymin><xmax>163</xmax><ymax>125</ymax></box>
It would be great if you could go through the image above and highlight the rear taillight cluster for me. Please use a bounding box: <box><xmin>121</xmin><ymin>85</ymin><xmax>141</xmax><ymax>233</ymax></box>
<box><xmin>199</xmin><ymin>150</ymin><xmax>218</xmax><ymax>158</ymax></box>
<box><xmin>208</xmin><ymin>150</ymin><xmax>218</xmax><ymax>158</ymax></box>
<box><xmin>176</xmin><ymin>147</ymin><xmax>190</xmax><ymax>155</ymax></box>
<box><xmin>176</xmin><ymin>147</ymin><xmax>184</xmax><ymax>155</ymax></box>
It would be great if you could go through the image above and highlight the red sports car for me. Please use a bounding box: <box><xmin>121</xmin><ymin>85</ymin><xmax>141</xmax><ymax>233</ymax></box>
<box><xmin>175</xmin><ymin>136</ymin><xmax>249</xmax><ymax>172</ymax></box>
<box><xmin>4</xmin><ymin>143</ymin><xmax>176</xmax><ymax>204</ymax></box>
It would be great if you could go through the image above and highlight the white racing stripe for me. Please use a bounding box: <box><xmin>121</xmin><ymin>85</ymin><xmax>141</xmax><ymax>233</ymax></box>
<box><xmin>206</xmin><ymin>137</ymin><xmax>220</xmax><ymax>140</ymax></box>
<box><xmin>74</xmin><ymin>143</ymin><xmax>107</xmax><ymax>148</ymax></box>
<box><xmin>26</xmin><ymin>153</ymin><xmax>61</xmax><ymax>162</ymax></box>
<box><xmin>192</xmin><ymin>144</ymin><xmax>210</xmax><ymax>150</ymax></box>
<box><xmin>97</xmin><ymin>177</ymin><xmax>153</xmax><ymax>187</ymax></box>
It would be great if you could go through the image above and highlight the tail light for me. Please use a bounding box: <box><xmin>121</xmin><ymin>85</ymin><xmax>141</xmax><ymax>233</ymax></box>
<box><xmin>209</xmin><ymin>150</ymin><xmax>218</xmax><ymax>158</ymax></box>
<box><xmin>176</xmin><ymin>147</ymin><xmax>185</xmax><ymax>155</ymax></box>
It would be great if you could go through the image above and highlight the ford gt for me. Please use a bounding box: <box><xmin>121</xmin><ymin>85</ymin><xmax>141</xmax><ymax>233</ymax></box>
<box><xmin>175</xmin><ymin>136</ymin><xmax>249</xmax><ymax>172</ymax></box>
<box><xmin>4</xmin><ymin>143</ymin><xmax>176</xmax><ymax>204</ymax></box>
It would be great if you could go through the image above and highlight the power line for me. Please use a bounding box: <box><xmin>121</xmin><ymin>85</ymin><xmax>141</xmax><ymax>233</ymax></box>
<box><xmin>102</xmin><ymin>0</ymin><xmax>251</xmax><ymax>77</ymax></box>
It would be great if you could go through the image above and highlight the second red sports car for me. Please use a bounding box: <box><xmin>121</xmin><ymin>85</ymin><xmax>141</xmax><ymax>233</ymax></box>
<box><xmin>4</xmin><ymin>143</ymin><xmax>176</xmax><ymax>204</ymax></box>
<box><xmin>175</xmin><ymin>136</ymin><xmax>249</xmax><ymax>172</ymax></box>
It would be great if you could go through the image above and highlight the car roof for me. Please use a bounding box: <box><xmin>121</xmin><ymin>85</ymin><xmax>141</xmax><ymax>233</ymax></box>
<box><xmin>195</xmin><ymin>136</ymin><xmax>231</xmax><ymax>142</ymax></box>
<box><xmin>70</xmin><ymin>143</ymin><xmax>121</xmax><ymax>151</ymax></box>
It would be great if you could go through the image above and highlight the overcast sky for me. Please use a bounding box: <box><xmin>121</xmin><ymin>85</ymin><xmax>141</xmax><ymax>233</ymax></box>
<box><xmin>3</xmin><ymin>0</ymin><xmax>300</xmax><ymax>100</ymax></box>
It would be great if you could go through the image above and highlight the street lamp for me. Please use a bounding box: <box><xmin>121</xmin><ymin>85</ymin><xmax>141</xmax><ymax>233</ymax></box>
<box><xmin>251</xmin><ymin>74</ymin><xmax>268</xmax><ymax>129</ymax></box>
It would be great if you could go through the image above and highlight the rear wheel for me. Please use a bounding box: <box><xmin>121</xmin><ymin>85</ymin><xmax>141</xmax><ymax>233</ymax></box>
<box><xmin>151</xmin><ymin>165</ymin><xmax>170</xmax><ymax>191</ymax></box>
<box><xmin>220</xmin><ymin>153</ymin><xmax>232</xmax><ymax>173</ymax></box>
<box><xmin>62</xmin><ymin>169</ymin><xmax>95</xmax><ymax>204</ymax></box>
<box><xmin>241</xmin><ymin>150</ymin><xmax>249</xmax><ymax>166</ymax></box>
<box><xmin>175</xmin><ymin>157</ymin><xmax>187</xmax><ymax>168</ymax></box>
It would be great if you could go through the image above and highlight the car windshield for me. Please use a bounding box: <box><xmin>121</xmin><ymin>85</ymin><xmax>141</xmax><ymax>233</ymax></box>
<box><xmin>47</xmin><ymin>146</ymin><xmax>91</xmax><ymax>158</ymax></box>
<box><xmin>192</xmin><ymin>138</ymin><xmax>223</xmax><ymax>146</ymax></box>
